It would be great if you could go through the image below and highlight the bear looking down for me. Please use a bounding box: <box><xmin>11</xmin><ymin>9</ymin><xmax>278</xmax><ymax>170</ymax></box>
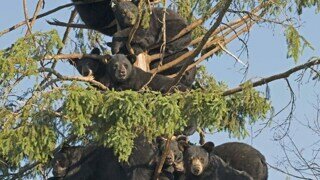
<box><xmin>105</xmin><ymin>53</ymin><xmax>188</xmax><ymax>93</ymax></box>
<box><xmin>111</xmin><ymin>1</ymin><xmax>192</xmax><ymax>55</ymax></box>
<box><xmin>179</xmin><ymin>141</ymin><xmax>253</xmax><ymax>180</ymax></box>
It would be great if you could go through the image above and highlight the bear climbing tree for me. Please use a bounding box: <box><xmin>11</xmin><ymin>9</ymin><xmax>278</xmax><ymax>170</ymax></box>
<box><xmin>0</xmin><ymin>0</ymin><xmax>320</xmax><ymax>179</ymax></box>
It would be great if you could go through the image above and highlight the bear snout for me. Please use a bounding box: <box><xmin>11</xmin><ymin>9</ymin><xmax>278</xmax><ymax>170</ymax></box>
<box><xmin>82</xmin><ymin>68</ymin><xmax>92</xmax><ymax>77</ymax></box>
<box><xmin>190</xmin><ymin>159</ymin><xmax>203</xmax><ymax>176</ymax></box>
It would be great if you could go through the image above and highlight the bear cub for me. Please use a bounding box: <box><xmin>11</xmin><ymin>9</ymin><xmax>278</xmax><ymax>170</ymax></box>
<box><xmin>69</xmin><ymin>48</ymin><xmax>111</xmax><ymax>88</ymax></box>
<box><xmin>111</xmin><ymin>1</ymin><xmax>192</xmax><ymax>55</ymax></box>
<box><xmin>179</xmin><ymin>141</ymin><xmax>253</xmax><ymax>180</ymax></box>
<box><xmin>106</xmin><ymin>54</ymin><xmax>188</xmax><ymax>93</ymax></box>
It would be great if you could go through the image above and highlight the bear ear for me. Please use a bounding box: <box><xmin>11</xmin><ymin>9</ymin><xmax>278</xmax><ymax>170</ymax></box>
<box><xmin>103</xmin><ymin>54</ymin><xmax>112</xmax><ymax>64</ymax></box>
<box><xmin>156</xmin><ymin>136</ymin><xmax>166</xmax><ymax>144</ymax></box>
<box><xmin>127</xmin><ymin>54</ymin><xmax>137</xmax><ymax>64</ymax></box>
<box><xmin>176</xmin><ymin>135</ymin><xmax>188</xmax><ymax>142</ymax></box>
<box><xmin>177</xmin><ymin>138</ymin><xmax>190</xmax><ymax>151</ymax></box>
<box><xmin>202</xmin><ymin>142</ymin><xmax>215</xmax><ymax>153</ymax></box>
<box><xmin>90</xmin><ymin>48</ymin><xmax>101</xmax><ymax>55</ymax></box>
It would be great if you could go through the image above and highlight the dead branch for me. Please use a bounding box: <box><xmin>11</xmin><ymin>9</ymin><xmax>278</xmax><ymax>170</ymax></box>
<box><xmin>38</xmin><ymin>68</ymin><xmax>108</xmax><ymax>91</ymax></box>
<box><xmin>223</xmin><ymin>58</ymin><xmax>320</xmax><ymax>96</ymax></box>
<box><xmin>29</xmin><ymin>0</ymin><xmax>44</xmax><ymax>30</ymax></box>
<box><xmin>43</xmin><ymin>53</ymin><xmax>108</xmax><ymax>61</ymax></box>
<box><xmin>22</xmin><ymin>0</ymin><xmax>33</xmax><ymax>36</ymax></box>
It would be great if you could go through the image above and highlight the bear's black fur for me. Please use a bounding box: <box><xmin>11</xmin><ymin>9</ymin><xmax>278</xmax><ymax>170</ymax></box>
<box><xmin>111</xmin><ymin>1</ymin><xmax>192</xmax><ymax>55</ymax></box>
<box><xmin>157</xmin><ymin>136</ymin><xmax>187</xmax><ymax>180</ymax></box>
<box><xmin>50</xmin><ymin>145</ymin><xmax>126</xmax><ymax>180</ymax></box>
<box><xmin>213</xmin><ymin>142</ymin><xmax>268</xmax><ymax>180</ymax></box>
<box><xmin>105</xmin><ymin>54</ymin><xmax>188</xmax><ymax>93</ymax></box>
<box><xmin>150</xmin><ymin>49</ymin><xmax>197</xmax><ymax>88</ymax></box>
<box><xmin>121</xmin><ymin>135</ymin><xmax>158</xmax><ymax>180</ymax></box>
<box><xmin>71</xmin><ymin>0</ymin><xmax>118</xmax><ymax>36</ymax></box>
<box><xmin>69</xmin><ymin>48</ymin><xmax>111</xmax><ymax>88</ymax></box>
<box><xmin>179</xmin><ymin>141</ymin><xmax>253</xmax><ymax>180</ymax></box>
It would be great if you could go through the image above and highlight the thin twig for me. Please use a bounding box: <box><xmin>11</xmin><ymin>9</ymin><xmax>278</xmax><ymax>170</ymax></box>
<box><xmin>217</xmin><ymin>42</ymin><xmax>247</xmax><ymax>67</ymax></box>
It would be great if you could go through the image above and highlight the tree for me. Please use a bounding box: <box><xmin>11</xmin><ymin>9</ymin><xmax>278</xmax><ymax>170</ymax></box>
<box><xmin>0</xmin><ymin>0</ymin><xmax>319</xmax><ymax>179</ymax></box>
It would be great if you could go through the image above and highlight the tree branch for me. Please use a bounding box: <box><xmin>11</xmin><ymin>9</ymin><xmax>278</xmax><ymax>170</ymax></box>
<box><xmin>40</xmin><ymin>9</ymin><xmax>78</xmax><ymax>87</ymax></box>
<box><xmin>166</xmin><ymin>0</ymin><xmax>233</xmax><ymax>93</ymax></box>
<box><xmin>22</xmin><ymin>0</ymin><xmax>33</xmax><ymax>36</ymax></box>
<box><xmin>223</xmin><ymin>58</ymin><xmax>320</xmax><ymax>96</ymax></box>
<box><xmin>153</xmin><ymin>137</ymin><xmax>171</xmax><ymax>180</ymax></box>
<box><xmin>38</xmin><ymin>68</ymin><xmax>108</xmax><ymax>91</ymax></box>
<box><xmin>43</xmin><ymin>53</ymin><xmax>109</xmax><ymax>61</ymax></box>
<box><xmin>126</xmin><ymin>0</ymin><xmax>144</xmax><ymax>55</ymax></box>
<box><xmin>47</xmin><ymin>19</ymin><xmax>88</xmax><ymax>29</ymax></box>
<box><xmin>0</xmin><ymin>0</ymin><xmax>104</xmax><ymax>36</ymax></box>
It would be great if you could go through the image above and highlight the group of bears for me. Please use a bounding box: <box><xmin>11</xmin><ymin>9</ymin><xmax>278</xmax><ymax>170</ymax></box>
<box><xmin>70</xmin><ymin>0</ymin><xmax>196</xmax><ymax>93</ymax></box>
<box><xmin>48</xmin><ymin>136</ymin><xmax>268</xmax><ymax>180</ymax></box>
<box><xmin>58</xmin><ymin>0</ymin><xmax>268</xmax><ymax>179</ymax></box>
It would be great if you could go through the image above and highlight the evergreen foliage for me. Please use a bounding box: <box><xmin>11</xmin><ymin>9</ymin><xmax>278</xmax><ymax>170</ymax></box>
<box><xmin>0</xmin><ymin>0</ymin><xmax>319</xmax><ymax>178</ymax></box>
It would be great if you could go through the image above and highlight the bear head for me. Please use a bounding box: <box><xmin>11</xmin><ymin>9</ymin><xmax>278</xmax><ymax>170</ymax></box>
<box><xmin>179</xmin><ymin>141</ymin><xmax>215</xmax><ymax>176</ymax></box>
<box><xmin>106</xmin><ymin>54</ymin><xmax>136</xmax><ymax>82</ymax></box>
<box><xmin>112</xmin><ymin>1</ymin><xmax>138</xmax><ymax>28</ymax></box>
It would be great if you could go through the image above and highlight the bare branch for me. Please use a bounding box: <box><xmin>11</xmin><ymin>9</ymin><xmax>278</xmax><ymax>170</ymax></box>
<box><xmin>38</xmin><ymin>68</ymin><xmax>108</xmax><ymax>91</ymax></box>
<box><xmin>22</xmin><ymin>0</ymin><xmax>33</xmax><ymax>36</ymax></box>
<box><xmin>29</xmin><ymin>0</ymin><xmax>44</xmax><ymax>29</ymax></box>
<box><xmin>43</xmin><ymin>53</ymin><xmax>108</xmax><ymax>61</ymax></box>
<box><xmin>166</xmin><ymin>0</ymin><xmax>233</xmax><ymax>93</ymax></box>
<box><xmin>223</xmin><ymin>58</ymin><xmax>320</xmax><ymax>96</ymax></box>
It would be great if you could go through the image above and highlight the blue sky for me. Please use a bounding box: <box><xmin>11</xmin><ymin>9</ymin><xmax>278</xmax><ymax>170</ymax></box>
<box><xmin>1</xmin><ymin>1</ymin><xmax>320</xmax><ymax>179</ymax></box>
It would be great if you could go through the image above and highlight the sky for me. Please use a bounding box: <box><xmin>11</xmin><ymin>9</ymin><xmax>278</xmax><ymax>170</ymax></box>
<box><xmin>1</xmin><ymin>1</ymin><xmax>320</xmax><ymax>179</ymax></box>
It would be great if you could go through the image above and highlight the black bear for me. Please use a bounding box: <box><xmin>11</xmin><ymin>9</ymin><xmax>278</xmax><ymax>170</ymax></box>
<box><xmin>157</xmin><ymin>136</ymin><xmax>187</xmax><ymax>180</ymax></box>
<box><xmin>111</xmin><ymin>1</ymin><xmax>192</xmax><ymax>55</ymax></box>
<box><xmin>121</xmin><ymin>135</ymin><xmax>158</xmax><ymax>180</ymax></box>
<box><xmin>150</xmin><ymin>49</ymin><xmax>197</xmax><ymax>88</ymax></box>
<box><xmin>179</xmin><ymin>141</ymin><xmax>253</xmax><ymax>180</ymax></box>
<box><xmin>69</xmin><ymin>48</ymin><xmax>111</xmax><ymax>88</ymax></box>
<box><xmin>49</xmin><ymin>145</ymin><xmax>126</xmax><ymax>180</ymax></box>
<box><xmin>213</xmin><ymin>142</ymin><xmax>268</xmax><ymax>180</ymax></box>
<box><xmin>71</xmin><ymin>0</ymin><xmax>117</xmax><ymax>36</ymax></box>
<box><xmin>105</xmin><ymin>54</ymin><xmax>188</xmax><ymax>93</ymax></box>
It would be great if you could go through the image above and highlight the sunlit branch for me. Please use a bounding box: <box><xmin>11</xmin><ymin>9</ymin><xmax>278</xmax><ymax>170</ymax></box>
<box><xmin>38</xmin><ymin>68</ymin><xmax>108</xmax><ymax>91</ymax></box>
<box><xmin>223</xmin><ymin>58</ymin><xmax>320</xmax><ymax>96</ymax></box>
